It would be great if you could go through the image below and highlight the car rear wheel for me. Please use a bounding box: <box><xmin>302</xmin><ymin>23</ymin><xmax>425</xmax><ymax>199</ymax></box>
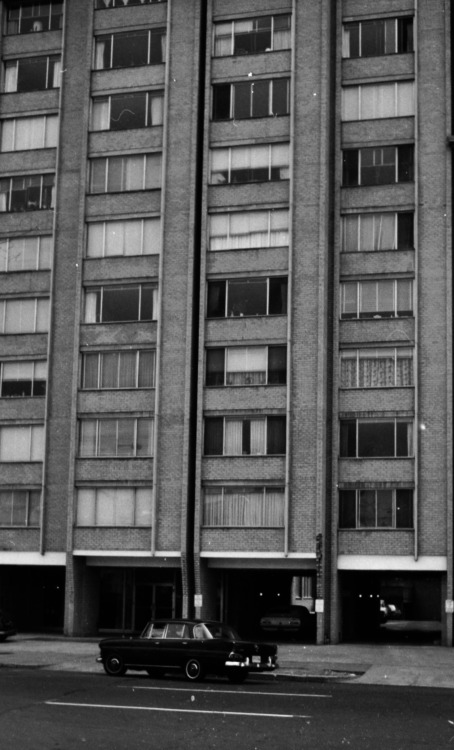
<box><xmin>185</xmin><ymin>658</ymin><xmax>204</xmax><ymax>681</ymax></box>
<box><xmin>103</xmin><ymin>653</ymin><xmax>126</xmax><ymax>677</ymax></box>
<box><xmin>227</xmin><ymin>669</ymin><xmax>248</xmax><ymax>684</ymax></box>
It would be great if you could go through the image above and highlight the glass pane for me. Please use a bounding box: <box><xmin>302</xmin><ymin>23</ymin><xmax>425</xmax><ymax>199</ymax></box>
<box><xmin>143</xmin><ymin>218</ymin><xmax>161</xmax><ymax>254</ymax></box>
<box><xmin>339</xmin><ymin>490</ymin><xmax>356</xmax><ymax>528</ymax></box>
<box><xmin>138</xmin><ymin>351</ymin><xmax>155</xmax><ymax>387</ymax></box>
<box><xmin>396</xmin><ymin>489</ymin><xmax>413</xmax><ymax>527</ymax></box>
<box><xmin>358</xmin><ymin>421</ymin><xmax>395</xmax><ymax>457</ymax></box>
<box><xmin>376</xmin><ymin>490</ymin><xmax>393</xmax><ymax>527</ymax></box>
<box><xmin>77</xmin><ymin>489</ymin><xmax>95</xmax><ymax>525</ymax></box>
<box><xmin>359</xmin><ymin>490</ymin><xmax>376</xmax><ymax>527</ymax></box>
<box><xmin>118</xmin><ymin>351</ymin><xmax>136</xmax><ymax>387</ymax></box>
<box><xmin>100</xmin><ymin>352</ymin><xmax>119</xmax><ymax>388</ymax></box>
<box><xmin>227</xmin><ymin>279</ymin><xmax>266</xmax><ymax>316</ymax></box>
<box><xmin>135</xmin><ymin>488</ymin><xmax>152</xmax><ymax>526</ymax></box>
<box><xmin>110</xmin><ymin>92</ymin><xmax>147</xmax><ymax>130</ymax></box>
<box><xmin>98</xmin><ymin>420</ymin><xmax>118</xmax><ymax>456</ymax></box>
<box><xmin>102</xmin><ymin>286</ymin><xmax>139</xmax><ymax>322</ymax></box>
<box><xmin>87</xmin><ymin>223</ymin><xmax>104</xmax><ymax>257</ymax></box>
<box><xmin>112</xmin><ymin>31</ymin><xmax>149</xmax><ymax>68</ymax></box>
<box><xmin>83</xmin><ymin>354</ymin><xmax>99</xmax><ymax>388</ymax></box>
<box><xmin>17</xmin><ymin>57</ymin><xmax>48</xmax><ymax>92</ymax></box>
<box><xmin>342</xmin><ymin>87</ymin><xmax>359</xmax><ymax>120</ymax></box>
<box><xmin>206</xmin><ymin>348</ymin><xmax>225</xmax><ymax>386</ymax></box>
<box><xmin>79</xmin><ymin>421</ymin><xmax>97</xmax><ymax>456</ymax></box>
<box><xmin>137</xmin><ymin>418</ymin><xmax>153</xmax><ymax>456</ymax></box>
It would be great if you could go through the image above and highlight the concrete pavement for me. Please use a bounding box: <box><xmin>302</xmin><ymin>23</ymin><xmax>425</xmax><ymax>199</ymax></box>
<box><xmin>1</xmin><ymin>634</ymin><xmax>453</xmax><ymax>689</ymax></box>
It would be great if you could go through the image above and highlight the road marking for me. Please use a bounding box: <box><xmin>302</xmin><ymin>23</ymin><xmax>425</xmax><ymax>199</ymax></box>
<box><xmin>126</xmin><ymin>685</ymin><xmax>331</xmax><ymax>699</ymax></box>
<box><xmin>46</xmin><ymin>700</ymin><xmax>310</xmax><ymax>719</ymax></box>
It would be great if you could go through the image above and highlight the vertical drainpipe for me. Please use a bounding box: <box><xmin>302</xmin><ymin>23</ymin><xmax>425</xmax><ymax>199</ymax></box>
<box><xmin>151</xmin><ymin>0</ymin><xmax>173</xmax><ymax>556</ymax></box>
<box><xmin>413</xmin><ymin>0</ymin><xmax>419</xmax><ymax>561</ymax></box>
<box><xmin>40</xmin><ymin>0</ymin><xmax>67</xmax><ymax>555</ymax></box>
<box><xmin>284</xmin><ymin>0</ymin><xmax>297</xmax><ymax>558</ymax></box>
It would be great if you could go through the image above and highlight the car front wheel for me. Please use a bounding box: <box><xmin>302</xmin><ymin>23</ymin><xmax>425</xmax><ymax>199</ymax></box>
<box><xmin>103</xmin><ymin>653</ymin><xmax>126</xmax><ymax>677</ymax></box>
<box><xmin>185</xmin><ymin>658</ymin><xmax>204</xmax><ymax>681</ymax></box>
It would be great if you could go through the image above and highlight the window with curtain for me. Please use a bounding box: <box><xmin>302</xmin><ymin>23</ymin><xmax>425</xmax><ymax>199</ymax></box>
<box><xmin>209</xmin><ymin>209</ymin><xmax>289</xmax><ymax>250</ymax></box>
<box><xmin>206</xmin><ymin>346</ymin><xmax>287</xmax><ymax>386</ymax></box>
<box><xmin>207</xmin><ymin>277</ymin><xmax>287</xmax><ymax>318</ymax></box>
<box><xmin>339</xmin><ymin>488</ymin><xmax>413</xmax><ymax>528</ymax></box>
<box><xmin>76</xmin><ymin>487</ymin><xmax>152</xmax><ymax>526</ymax></box>
<box><xmin>340</xmin><ymin>419</ymin><xmax>413</xmax><ymax>458</ymax></box>
<box><xmin>0</xmin><ymin>298</ymin><xmax>49</xmax><ymax>333</ymax></box>
<box><xmin>0</xmin><ymin>236</ymin><xmax>52</xmax><ymax>271</ymax></box>
<box><xmin>91</xmin><ymin>92</ymin><xmax>164</xmax><ymax>131</ymax></box>
<box><xmin>6</xmin><ymin>2</ymin><xmax>63</xmax><ymax>34</ymax></box>
<box><xmin>210</xmin><ymin>143</ymin><xmax>289</xmax><ymax>184</ymax></box>
<box><xmin>94</xmin><ymin>29</ymin><xmax>166</xmax><ymax>69</ymax></box>
<box><xmin>342</xmin><ymin>17</ymin><xmax>413</xmax><ymax>58</ymax></box>
<box><xmin>340</xmin><ymin>348</ymin><xmax>413</xmax><ymax>388</ymax></box>
<box><xmin>89</xmin><ymin>154</ymin><xmax>161</xmax><ymax>193</ymax></box>
<box><xmin>342</xmin><ymin>81</ymin><xmax>414</xmax><ymax>120</ymax></box>
<box><xmin>0</xmin><ymin>425</ymin><xmax>44</xmax><ymax>461</ymax></box>
<box><xmin>214</xmin><ymin>14</ymin><xmax>291</xmax><ymax>56</ymax></box>
<box><xmin>1</xmin><ymin>115</ymin><xmax>59</xmax><ymax>152</ymax></box>
<box><xmin>86</xmin><ymin>218</ymin><xmax>161</xmax><ymax>257</ymax></box>
<box><xmin>204</xmin><ymin>415</ymin><xmax>285</xmax><ymax>455</ymax></box>
<box><xmin>0</xmin><ymin>175</ymin><xmax>55</xmax><ymax>212</ymax></box>
<box><xmin>212</xmin><ymin>79</ymin><xmax>290</xmax><ymax>120</ymax></box>
<box><xmin>0</xmin><ymin>490</ymin><xmax>41</xmax><ymax>526</ymax></box>
<box><xmin>82</xmin><ymin>350</ymin><xmax>155</xmax><ymax>389</ymax></box>
<box><xmin>341</xmin><ymin>212</ymin><xmax>413</xmax><ymax>252</ymax></box>
<box><xmin>340</xmin><ymin>279</ymin><xmax>413</xmax><ymax>319</ymax></box>
<box><xmin>84</xmin><ymin>284</ymin><xmax>157</xmax><ymax>323</ymax></box>
<box><xmin>1</xmin><ymin>360</ymin><xmax>47</xmax><ymax>397</ymax></box>
<box><xmin>79</xmin><ymin>417</ymin><xmax>154</xmax><ymax>457</ymax></box>
<box><xmin>342</xmin><ymin>145</ymin><xmax>414</xmax><ymax>187</ymax></box>
<box><xmin>4</xmin><ymin>56</ymin><xmax>61</xmax><ymax>92</ymax></box>
<box><xmin>203</xmin><ymin>486</ymin><xmax>284</xmax><ymax>527</ymax></box>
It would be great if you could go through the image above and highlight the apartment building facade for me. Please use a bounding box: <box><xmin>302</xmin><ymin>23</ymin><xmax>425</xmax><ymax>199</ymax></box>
<box><xmin>0</xmin><ymin>0</ymin><xmax>452</xmax><ymax>645</ymax></box>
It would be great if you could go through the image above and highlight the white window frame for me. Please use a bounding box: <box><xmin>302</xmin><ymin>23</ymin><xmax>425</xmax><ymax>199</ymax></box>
<box><xmin>0</xmin><ymin>424</ymin><xmax>44</xmax><ymax>461</ymax></box>
<box><xmin>0</xmin><ymin>297</ymin><xmax>49</xmax><ymax>333</ymax></box>
<box><xmin>0</xmin><ymin>236</ymin><xmax>52</xmax><ymax>271</ymax></box>
<box><xmin>86</xmin><ymin>218</ymin><xmax>161</xmax><ymax>257</ymax></box>
<box><xmin>1</xmin><ymin>114</ymin><xmax>59</xmax><ymax>152</ymax></box>
<box><xmin>76</xmin><ymin>486</ymin><xmax>152</xmax><ymax>527</ymax></box>
<box><xmin>340</xmin><ymin>279</ymin><xmax>413</xmax><ymax>319</ymax></box>
<box><xmin>342</xmin><ymin>81</ymin><xmax>415</xmax><ymax>121</ymax></box>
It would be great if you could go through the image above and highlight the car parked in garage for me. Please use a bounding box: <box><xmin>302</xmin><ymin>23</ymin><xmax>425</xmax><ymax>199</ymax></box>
<box><xmin>97</xmin><ymin>619</ymin><xmax>278</xmax><ymax>683</ymax></box>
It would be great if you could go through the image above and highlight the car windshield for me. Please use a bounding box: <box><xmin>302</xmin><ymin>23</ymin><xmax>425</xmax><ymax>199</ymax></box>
<box><xmin>203</xmin><ymin>623</ymin><xmax>239</xmax><ymax>641</ymax></box>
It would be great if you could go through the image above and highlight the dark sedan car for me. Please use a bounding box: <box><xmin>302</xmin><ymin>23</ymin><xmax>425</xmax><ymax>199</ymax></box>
<box><xmin>97</xmin><ymin>619</ymin><xmax>278</xmax><ymax>683</ymax></box>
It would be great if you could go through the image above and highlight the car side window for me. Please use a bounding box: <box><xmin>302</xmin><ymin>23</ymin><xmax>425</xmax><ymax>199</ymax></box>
<box><xmin>150</xmin><ymin>624</ymin><xmax>166</xmax><ymax>638</ymax></box>
<box><xmin>193</xmin><ymin>624</ymin><xmax>205</xmax><ymax>639</ymax></box>
<box><xmin>166</xmin><ymin>623</ymin><xmax>189</xmax><ymax>638</ymax></box>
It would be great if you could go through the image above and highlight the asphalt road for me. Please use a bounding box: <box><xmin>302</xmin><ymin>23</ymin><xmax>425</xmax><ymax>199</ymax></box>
<box><xmin>0</xmin><ymin>669</ymin><xmax>453</xmax><ymax>749</ymax></box>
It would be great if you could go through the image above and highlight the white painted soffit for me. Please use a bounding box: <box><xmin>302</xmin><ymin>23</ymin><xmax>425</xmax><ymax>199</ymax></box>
<box><xmin>0</xmin><ymin>552</ymin><xmax>66</xmax><ymax>566</ymax></box>
<box><xmin>337</xmin><ymin>555</ymin><xmax>447</xmax><ymax>571</ymax></box>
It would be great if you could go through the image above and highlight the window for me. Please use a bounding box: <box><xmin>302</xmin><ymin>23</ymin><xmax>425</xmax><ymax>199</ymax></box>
<box><xmin>0</xmin><ymin>175</ymin><xmax>55</xmax><ymax>212</ymax></box>
<box><xmin>94</xmin><ymin>29</ymin><xmax>166</xmax><ymax>69</ymax></box>
<box><xmin>84</xmin><ymin>284</ymin><xmax>157</xmax><ymax>323</ymax></box>
<box><xmin>79</xmin><ymin>417</ymin><xmax>154</xmax><ymax>457</ymax></box>
<box><xmin>91</xmin><ymin>92</ymin><xmax>164</xmax><ymax>131</ymax></box>
<box><xmin>1</xmin><ymin>115</ymin><xmax>58</xmax><ymax>152</ymax></box>
<box><xmin>339</xmin><ymin>488</ymin><xmax>413</xmax><ymax>528</ymax></box>
<box><xmin>203</xmin><ymin>486</ymin><xmax>284</xmax><ymax>527</ymax></box>
<box><xmin>342</xmin><ymin>17</ymin><xmax>413</xmax><ymax>58</ymax></box>
<box><xmin>342</xmin><ymin>82</ymin><xmax>414</xmax><ymax>121</ymax></box>
<box><xmin>82</xmin><ymin>350</ymin><xmax>155</xmax><ymax>389</ymax></box>
<box><xmin>0</xmin><ymin>490</ymin><xmax>41</xmax><ymax>526</ymax></box>
<box><xmin>86</xmin><ymin>218</ymin><xmax>161</xmax><ymax>257</ymax></box>
<box><xmin>209</xmin><ymin>209</ymin><xmax>289</xmax><ymax>250</ymax></box>
<box><xmin>342</xmin><ymin>212</ymin><xmax>413</xmax><ymax>252</ymax></box>
<box><xmin>76</xmin><ymin>487</ymin><xmax>152</xmax><ymax>526</ymax></box>
<box><xmin>204</xmin><ymin>415</ymin><xmax>286</xmax><ymax>455</ymax></box>
<box><xmin>212</xmin><ymin>78</ymin><xmax>290</xmax><ymax>120</ymax></box>
<box><xmin>210</xmin><ymin>143</ymin><xmax>289</xmax><ymax>184</ymax></box>
<box><xmin>89</xmin><ymin>154</ymin><xmax>161</xmax><ymax>193</ymax></box>
<box><xmin>0</xmin><ymin>297</ymin><xmax>49</xmax><ymax>333</ymax></box>
<box><xmin>1</xmin><ymin>360</ymin><xmax>47</xmax><ymax>397</ymax></box>
<box><xmin>207</xmin><ymin>277</ymin><xmax>287</xmax><ymax>318</ymax></box>
<box><xmin>340</xmin><ymin>348</ymin><xmax>413</xmax><ymax>388</ymax></box>
<box><xmin>0</xmin><ymin>425</ymin><xmax>44</xmax><ymax>461</ymax></box>
<box><xmin>4</xmin><ymin>56</ymin><xmax>61</xmax><ymax>92</ymax></box>
<box><xmin>0</xmin><ymin>236</ymin><xmax>52</xmax><ymax>271</ymax></box>
<box><xmin>5</xmin><ymin>2</ymin><xmax>63</xmax><ymax>34</ymax></box>
<box><xmin>340</xmin><ymin>419</ymin><xmax>413</xmax><ymax>458</ymax></box>
<box><xmin>340</xmin><ymin>279</ymin><xmax>412</xmax><ymax>319</ymax></box>
<box><xmin>342</xmin><ymin>146</ymin><xmax>413</xmax><ymax>186</ymax></box>
<box><xmin>95</xmin><ymin>0</ymin><xmax>165</xmax><ymax>8</ymax></box>
<box><xmin>206</xmin><ymin>345</ymin><xmax>286</xmax><ymax>386</ymax></box>
<box><xmin>214</xmin><ymin>14</ymin><xmax>291</xmax><ymax>56</ymax></box>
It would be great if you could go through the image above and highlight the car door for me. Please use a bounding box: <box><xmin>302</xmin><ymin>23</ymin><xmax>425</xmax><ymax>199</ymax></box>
<box><xmin>158</xmin><ymin>622</ymin><xmax>191</xmax><ymax>671</ymax></box>
<box><xmin>126</xmin><ymin>622</ymin><xmax>167</xmax><ymax>667</ymax></box>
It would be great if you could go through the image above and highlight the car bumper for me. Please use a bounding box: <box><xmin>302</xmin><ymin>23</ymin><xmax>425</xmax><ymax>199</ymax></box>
<box><xmin>225</xmin><ymin>658</ymin><xmax>278</xmax><ymax>672</ymax></box>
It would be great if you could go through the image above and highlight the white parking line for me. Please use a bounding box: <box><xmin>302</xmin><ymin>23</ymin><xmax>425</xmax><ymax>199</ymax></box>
<box><xmin>46</xmin><ymin>700</ymin><xmax>311</xmax><ymax>719</ymax></box>
<box><xmin>126</xmin><ymin>685</ymin><xmax>331</xmax><ymax>699</ymax></box>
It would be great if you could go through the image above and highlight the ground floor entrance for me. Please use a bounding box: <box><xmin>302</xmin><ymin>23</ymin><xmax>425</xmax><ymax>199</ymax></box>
<box><xmin>207</xmin><ymin>566</ymin><xmax>317</xmax><ymax>642</ymax></box>
<box><xmin>340</xmin><ymin>571</ymin><xmax>443</xmax><ymax>644</ymax></box>
<box><xmin>97</xmin><ymin>567</ymin><xmax>182</xmax><ymax>633</ymax></box>
<box><xmin>0</xmin><ymin>566</ymin><xmax>65</xmax><ymax>632</ymax></box>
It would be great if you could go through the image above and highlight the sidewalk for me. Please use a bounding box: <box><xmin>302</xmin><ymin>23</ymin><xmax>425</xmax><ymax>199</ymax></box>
<box><xmin>1</xmin><ymin>634</ymin><xmax>454</xmax><ymax>689</ymax></box>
